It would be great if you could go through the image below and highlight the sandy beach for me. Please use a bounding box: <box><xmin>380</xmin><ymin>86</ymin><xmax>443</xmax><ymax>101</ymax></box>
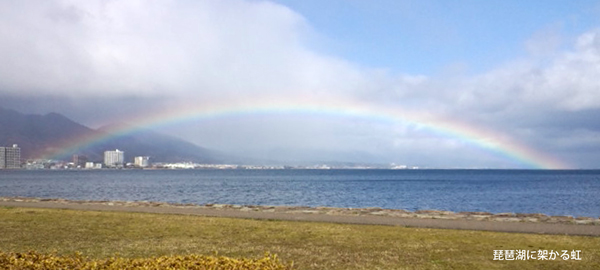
<box><xmin>1</xmin><ymin>197</ymin><xmax>598</xmax><ymax>236</ymax></box>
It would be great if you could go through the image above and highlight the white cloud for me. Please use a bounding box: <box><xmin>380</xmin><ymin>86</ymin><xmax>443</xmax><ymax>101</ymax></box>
<box><xmin>439</xmin><ymin>28</ymin><xmax>600</xmax><ymax>117</ymax></box>
<box><xmin>0</xmin><ymin>0</ymin><xmax>362</xmax><ymax>101</ymax></box>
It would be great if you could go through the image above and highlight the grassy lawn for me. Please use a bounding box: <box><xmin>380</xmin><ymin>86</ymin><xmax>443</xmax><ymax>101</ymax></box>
<box><xmin>0</xmin><ymin>207</ymin><xmax>598</xmax><ymax>269</ymax></box>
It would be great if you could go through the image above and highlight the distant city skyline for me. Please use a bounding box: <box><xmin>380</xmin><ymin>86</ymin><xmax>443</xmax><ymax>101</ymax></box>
<box><xmin>1</xmin><ymin>1</ymin><xmax>599</xmax><ymax>168</ymax></box>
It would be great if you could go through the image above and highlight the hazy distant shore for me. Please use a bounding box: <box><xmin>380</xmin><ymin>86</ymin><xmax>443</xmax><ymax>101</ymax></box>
<box><xmin>1</xmin><ymin>196</ymin><xmax>599</xmax><ymax>236</ymax></box>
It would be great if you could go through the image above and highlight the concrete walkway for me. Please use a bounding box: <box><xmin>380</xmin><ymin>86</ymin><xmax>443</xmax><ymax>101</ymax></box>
<box><xmin>1</xmin><ymin>200</ymin><xmax>599</xmax><ymax>236</ymax></box>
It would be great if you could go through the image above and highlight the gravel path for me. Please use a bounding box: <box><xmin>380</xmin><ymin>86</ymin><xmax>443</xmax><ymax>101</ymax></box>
<box><xmin>1</xmin><ymin>197</ymin><xmax>599</xmax><ymax>236</ymax></box>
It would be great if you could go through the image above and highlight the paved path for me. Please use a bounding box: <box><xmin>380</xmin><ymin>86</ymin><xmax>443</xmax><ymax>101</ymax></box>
<box><xmin>1</xmin><ymin>200</ymin><xmax>599</xmax><ymax>236</ymax></box>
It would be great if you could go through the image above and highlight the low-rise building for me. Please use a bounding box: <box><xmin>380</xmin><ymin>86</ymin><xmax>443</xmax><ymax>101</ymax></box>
<box><xmin>134</xmin><ymin>156</ymin><xmax>150</xmax><ymax>168</ymax></box>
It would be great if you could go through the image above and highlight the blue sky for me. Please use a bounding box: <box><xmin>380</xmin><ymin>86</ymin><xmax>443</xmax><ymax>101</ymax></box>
<box><xmin>275</xmin><ymin>0</ymin><xmax>600</xmax><ymax>75</ymax></box>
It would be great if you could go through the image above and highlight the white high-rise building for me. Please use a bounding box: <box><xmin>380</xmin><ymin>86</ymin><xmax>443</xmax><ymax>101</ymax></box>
<box><xmin>104</xmin><ymin>149</ymin><xmax>124</xmax><ymax>168</ymax></box>
<box><xmin>0</xmin><ymin>144</ymin><xmax>21</xmax><ymax>169</ymax></box>
<box><xmin>134</xmin><ymin>156</ymin><xmax>150</xmax><ymax>167</ymax></box>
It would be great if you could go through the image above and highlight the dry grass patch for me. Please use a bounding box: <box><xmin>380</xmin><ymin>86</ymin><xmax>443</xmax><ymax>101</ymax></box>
<box><xmin>0</xmin><ymin>207</ymin><xmax>599</xmax><ymax>269</ymax></box>
<box><xmin>0</xmin><ymin>251</ymin><xmax>290</xmax><ymax>269</ymax></box>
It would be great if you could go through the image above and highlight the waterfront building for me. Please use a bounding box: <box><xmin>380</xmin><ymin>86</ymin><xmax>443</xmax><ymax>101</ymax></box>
<box><xmin>134</xmin><ymin>156</ymin><xmax>150</xmax><ymax>167</ymax></box>
<box><xmin>104</xmin><ymin>149</ymin><xmax>124</xmax><ymax>168</ymax></box>
<box><xmin>84</xmin><ymin>162</ymin><xmax>103</xmax><ymax>169</ymax></box>
<box><xmin>72</xmin><ymin>155</ymin><xmax>88</xmax><ymax>167</ymax></box>
<box><xmin>0</xmin><ymin>144</ymin><xmax>21</xmax><ymax>169</ymax></box>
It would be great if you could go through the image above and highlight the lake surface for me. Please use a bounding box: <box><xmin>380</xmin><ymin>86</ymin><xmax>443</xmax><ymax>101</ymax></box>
<box><xmin>1</xmin><ymin>169</ymin><xmax>599</xmax><ymax>217</ymax></box>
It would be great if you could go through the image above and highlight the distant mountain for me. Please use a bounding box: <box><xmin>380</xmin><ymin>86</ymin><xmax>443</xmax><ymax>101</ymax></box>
<box><xmin>0</xmin><ymin>108</ymin><xmax>96</xmax><ymax>159</ymax></box>
<box><xmin>93</xmin><ymin>122</ymin><xmax>223</xmax><ymax>163</ymax></box>
<box><xmin>0</xmin><ymin>108</ymin><xmax>223</xmax><ymax>163</ymax></box>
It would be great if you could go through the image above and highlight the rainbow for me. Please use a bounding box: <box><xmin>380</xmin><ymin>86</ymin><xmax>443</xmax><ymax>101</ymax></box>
<box><xmin>45</xmin><ymin>98</ymin><xmax>571</xmax><ymax>169</ymax></box>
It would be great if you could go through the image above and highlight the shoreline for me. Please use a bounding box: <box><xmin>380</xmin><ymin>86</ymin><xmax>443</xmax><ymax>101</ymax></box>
<box><xmin>1</xmin><ymin>196</ymin><xmax>599</xmax><ymax>236</ymax></box>
<box><xmin>2</xmin><ymin>196</ymin><xmax>598</xmax><ymax>225</ymax></box>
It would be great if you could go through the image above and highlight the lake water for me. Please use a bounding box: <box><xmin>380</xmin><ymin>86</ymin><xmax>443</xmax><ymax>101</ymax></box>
<box><xmin>0</xmin><ymin>169</ymin><xmax>599</xmax><ymax>217</ymax></box>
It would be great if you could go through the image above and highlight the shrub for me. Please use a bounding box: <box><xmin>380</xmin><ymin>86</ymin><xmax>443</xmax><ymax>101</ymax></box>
<box><xmin>0</xmin><ymin>251</ymin><xmax>292</xmax><ymax>270</ymax></box>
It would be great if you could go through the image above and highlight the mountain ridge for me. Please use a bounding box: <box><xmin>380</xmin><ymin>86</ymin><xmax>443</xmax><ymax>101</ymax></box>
<box><xmin>0</xmin><ymin>108</ymin><xmax>221</xmax><ymax>164</ymax></box>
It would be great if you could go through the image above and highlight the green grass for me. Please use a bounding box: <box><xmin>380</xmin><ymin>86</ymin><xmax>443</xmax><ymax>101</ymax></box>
<box><xmin>0</xmin><ymin>207</ymin><xmax>598</xmax><ymax>269</ymax></box>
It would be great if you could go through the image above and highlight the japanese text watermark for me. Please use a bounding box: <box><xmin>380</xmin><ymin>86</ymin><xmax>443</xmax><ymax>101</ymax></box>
<box><xmin>493</xmin><ymin>250</ymin><xmax>581</xmax><ymax>261</ymax></box>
